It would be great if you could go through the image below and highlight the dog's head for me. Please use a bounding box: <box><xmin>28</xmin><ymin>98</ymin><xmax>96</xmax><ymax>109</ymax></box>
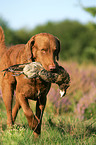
<box><xmin>25</xmin><ymin>33</ymin><xmax>60</xmax><ymax>71</ymax></box>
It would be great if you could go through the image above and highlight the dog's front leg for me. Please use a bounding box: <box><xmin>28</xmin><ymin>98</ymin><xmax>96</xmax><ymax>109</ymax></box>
<box><xmin>17</xmin><ymin>93</ymin><xmax>38</xmax><ymax>130</ymax></box>
<box><xmin>33</xmin><ymin>95</ymin><xmax>46</xmax><ymax>137</ymax></box>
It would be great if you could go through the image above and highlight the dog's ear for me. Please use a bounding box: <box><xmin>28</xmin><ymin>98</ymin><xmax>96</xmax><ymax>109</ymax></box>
<box><xmin>25</xmin><ymin>36</ymin><xmax>36</xmax><ymax>62</ymax></box>
<box><xmin>56</xmin><ymin>38</ymin><xmax>60</xmax><ymax>61</ymax></box>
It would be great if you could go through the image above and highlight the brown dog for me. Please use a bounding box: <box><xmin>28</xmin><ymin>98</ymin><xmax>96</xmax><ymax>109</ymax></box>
<box><xmin>0</xmin><ymin>27</ymin><xmax>60</xmax><ymax>137</ymax></box>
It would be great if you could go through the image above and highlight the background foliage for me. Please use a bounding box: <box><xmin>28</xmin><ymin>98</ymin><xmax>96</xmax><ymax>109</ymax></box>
<box><xmin>0</xmin><ymin>17</ymin><xmax>96</xmax><ymax>63</ymax></box>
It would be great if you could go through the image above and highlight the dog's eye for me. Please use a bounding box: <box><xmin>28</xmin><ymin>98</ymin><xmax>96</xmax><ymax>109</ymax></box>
<box><xmin>41</xmin><ymin>49</ymin><xmax>47</xmax><ymax>54</ymax></box>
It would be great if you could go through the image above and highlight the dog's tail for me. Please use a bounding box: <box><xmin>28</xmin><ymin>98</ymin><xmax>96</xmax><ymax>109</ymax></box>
<box><xmin>0</xmin><ymin>26</ymin><xmax>7</xmax><ymax>57</ymax></box>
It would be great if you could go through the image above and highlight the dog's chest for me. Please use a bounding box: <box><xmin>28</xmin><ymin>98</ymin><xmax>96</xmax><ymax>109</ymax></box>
<box><xmin>16</xmin><ymin>76</ymin><xmax>51</xmax><ymax>100</ymax></box>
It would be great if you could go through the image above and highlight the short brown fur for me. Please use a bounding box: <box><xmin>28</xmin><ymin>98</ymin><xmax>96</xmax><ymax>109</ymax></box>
<box><xmin>0</xmin><ymin>27</ymin><xmax>60</xmax><ymax>137</ymax></box>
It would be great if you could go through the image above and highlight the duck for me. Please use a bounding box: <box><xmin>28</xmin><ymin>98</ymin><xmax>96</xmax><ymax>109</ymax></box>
<box><xmin>2</xmin><ymin>62</ymin><xmax>70</xmax><ymax>97</ymax></box>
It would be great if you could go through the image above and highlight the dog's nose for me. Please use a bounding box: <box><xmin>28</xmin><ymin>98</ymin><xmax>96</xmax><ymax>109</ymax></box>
<box><xmin>49</xmin><ymin>65</ymin><xmax>56</xmax><ymax>71</ymax></box>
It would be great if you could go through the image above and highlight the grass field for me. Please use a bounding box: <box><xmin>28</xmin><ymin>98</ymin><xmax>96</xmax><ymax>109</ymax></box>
<box><xmin>0</xmin><ymin>62</ymin><xmax>96</xmax><ymax>144</ymax></box>
<box><xmin>0</xmin><ymin>98</ymin><xmax>96</xmax><ymax>145</ymax></box>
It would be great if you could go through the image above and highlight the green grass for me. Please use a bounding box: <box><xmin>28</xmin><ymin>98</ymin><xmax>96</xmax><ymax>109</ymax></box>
<box><xmin>0</xmin><ymin>98</ymin><xmax>96</xmax><ymax>145</ymax></box>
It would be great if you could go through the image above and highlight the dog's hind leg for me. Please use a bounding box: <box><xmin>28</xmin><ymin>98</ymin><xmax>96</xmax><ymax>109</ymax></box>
<box><xmin>2</xmin><ymin>81</ymin><xmax>14</xmax><ymax>126</ymax></box>
<box><xmin>12</xmin><ymin>98</ymin><xmax>21</xmax><ymax>123</ymax></box>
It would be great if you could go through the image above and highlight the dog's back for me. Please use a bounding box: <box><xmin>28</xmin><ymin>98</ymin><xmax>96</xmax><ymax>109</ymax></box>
<box><xmin>0</xmin><ymin>26</ymin><xmax>7</xmax><ymax>58</ymax></box>
<box><xmin>0</xmin><ymin>28</ymin><xmax>19</xmax><ymax>86</ymax></box>
<box><xmin>0</xmin><ymin>27</ymin><xmax>7</xmax><ymax>87</ymax></box>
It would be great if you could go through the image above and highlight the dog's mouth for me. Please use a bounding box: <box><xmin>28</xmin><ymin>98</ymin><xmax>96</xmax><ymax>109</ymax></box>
<box><xmin>43</xmin><ymin>66</ymin><xmax>57</xmax><ymax>73</ymax></box>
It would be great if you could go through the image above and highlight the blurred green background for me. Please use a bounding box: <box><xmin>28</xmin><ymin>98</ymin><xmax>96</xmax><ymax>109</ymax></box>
<box><xmin>0</xmin><ymin>17</ymin><xmax>96</xmax><ymax>64</ymax></box>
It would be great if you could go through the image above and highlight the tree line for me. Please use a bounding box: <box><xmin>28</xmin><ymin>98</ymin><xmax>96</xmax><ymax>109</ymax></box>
<box><xmin>0</xmin><ymin>17</ymin><xmax>96</xmax><ymax>63</ymax></box>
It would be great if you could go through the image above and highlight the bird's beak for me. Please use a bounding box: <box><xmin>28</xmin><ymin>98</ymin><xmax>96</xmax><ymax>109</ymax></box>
<box><xmin>60</xmin><ymin>90</ymin><xmax>66</xmax><ymax>97</ymax></box>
